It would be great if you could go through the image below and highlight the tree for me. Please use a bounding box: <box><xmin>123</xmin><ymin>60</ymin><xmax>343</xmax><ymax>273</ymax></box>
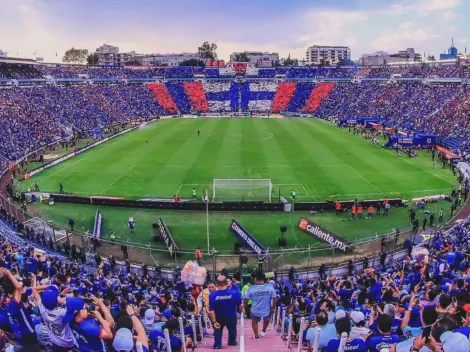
<box><xmin>427</xmin><ymin>55</ymin><xmax>436</xmax><ymax>61</ymax></box>
<box><xmin>62</xmin><ymin>48</ymin><xmax>89</xmax><ymax>64</ymax></box>
<box><xmin>86</xmin><ymin>52</ymin><xmax>100</xmax><ymax>65</ymax></box>
<box><xmin>319</xmin><ymin>58</ymin><xmax>326</xmax><ymax>66</ymax></box>
<box><xmin>197</xmin><ymin>41</ymin><xmax>217</xmax><ymax>60</ymax></box>
<box><xmin>234</xmin><ymin>52</ymin><xmax>251</xmax><ymax>62</ymax></box>
<box><xmin>283</xmin><ymin>53</ymin><xmax>298</xmax><ymax>66</ymax></box>
<box><xmin>179</xmin><ymin>59</ymin><xmax>205</xmax><ymax>66</ymax></box>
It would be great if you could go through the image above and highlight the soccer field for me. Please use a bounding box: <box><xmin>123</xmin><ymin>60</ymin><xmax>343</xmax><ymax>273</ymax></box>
<box><xmin>25</xmin><ymin>118</ymin><xmax>455</xmax><ymax>201</ymax></box>
<box><xmin>21</xmin><ymin>118</ymin><xmax>458</xmax><ymax>261</ymax></box>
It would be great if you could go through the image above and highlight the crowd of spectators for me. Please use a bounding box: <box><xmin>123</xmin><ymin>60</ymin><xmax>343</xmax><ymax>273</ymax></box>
<box><xmin>313</xmin><ymin>82</ymin><xmax>470</xmax><ymax>157</ymax></box>
<box><xmin>1</xmin><ymin>63</ymin><xmax>468</xmax><ymax>80</ymax></box>
<box><xmin>0</xmin><ymin>84</ymin><xmax>164</xmax><ymax>170</ymax></box>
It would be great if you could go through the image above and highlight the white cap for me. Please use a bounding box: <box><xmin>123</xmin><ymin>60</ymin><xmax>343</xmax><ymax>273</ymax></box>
<box><xmin>350</xmin><ymin>311</ymin><xmax>365</xmax><ymax>324</ymax></box>
<box><xmin>112</xmin><ymin>328</ymin><xmax>134</xmax><ymax>352</ymax></box>
<box><xmin>144</xmin><ymin>309</ymin><xmax>156</xmax><ymax>325</ymax></box>
<box><xmin>335</xmin><ymin>310</ymin><xmax>346</xmax><ymax>320</ymax></box>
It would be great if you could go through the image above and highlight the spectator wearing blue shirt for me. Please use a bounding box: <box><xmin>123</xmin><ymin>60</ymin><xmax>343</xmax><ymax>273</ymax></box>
<box><xmin>305</xmin><ymin>310</ymin><xmax>337</xmax><ymax>349</ymax></box>
<box><xmin>0</xmin><ymin>267</ymin><xmax>36</xmax><ymax>347</ymax></box>
<box><xmin>244</xmin><ymin>271</ymin><xmax>277</xmax><ymax>340</ymax></box>
<box><xmin>326</xmin><ymin>317</ymin><xmax>366</xmax><ymax>352</ymax></box>
<box><xmin>366</xmin><ymin>314</ymin><xmax>401</xmax><ymax>352</ymax></box>
<box><xmin>209</xmin><ymin>275</ymin><xmax>242</xmax><ymax>349</ymax></box>
<box><xmin>64</xmin><ymin>296</ymin><xmax>114</xmax><ymax>352</ymax></box>
<box><xmin>149</xmin><ymin>319</ymin><xmax>182</xmax><ymax>352</ymax></box>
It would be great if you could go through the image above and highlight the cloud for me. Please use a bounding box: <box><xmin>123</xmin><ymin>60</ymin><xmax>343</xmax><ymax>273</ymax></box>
<box><xmin>388</xmin><ymin>0</ymin><xmax>460</xmax><ymax>14</ymax></box>
<box><xmin>372</xmin><ymin>23</ymin><xmax>440</xmax><ymax>52</ymax></box>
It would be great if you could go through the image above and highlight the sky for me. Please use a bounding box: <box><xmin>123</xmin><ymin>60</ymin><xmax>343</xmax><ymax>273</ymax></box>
<box><xmin>0</xmin><ymin>0</ymin><xmax>469</xmax><ymax>63</ymax></box>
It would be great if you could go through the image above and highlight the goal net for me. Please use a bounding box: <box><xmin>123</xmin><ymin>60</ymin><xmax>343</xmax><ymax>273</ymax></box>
<box><xmin>212</xmin><ymin>179</ymin><xmax>273</xmax><ymax>202</ymax></box>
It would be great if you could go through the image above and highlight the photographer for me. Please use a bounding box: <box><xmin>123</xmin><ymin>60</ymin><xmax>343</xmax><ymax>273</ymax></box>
<box><xmin>0</xmin><ymin>267</ymin><xmax>37</xmax><ymax>346</ymax></box>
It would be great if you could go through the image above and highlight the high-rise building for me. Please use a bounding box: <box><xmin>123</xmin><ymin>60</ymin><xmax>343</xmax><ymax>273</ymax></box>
<box><xmin>387</xmin><ymin>48</ymin><xmax>421</xmax><ymax>63</ymax></box>
<box><xmin>305</xmin><ymin>45</ymin><xmax>351</xmax><ymax>65</ymax></box>
<box><xmin>0</xmin><ymin>49</ymin><xmax>7</xmax><ymax>58</ymax></box>
<box><xmin>94</xmin><ymin>44</ymin><xmax>136</xmax><ymax>66</ymax></box>
<box><xmin>360</xmin><ymin>51</ymin><xmax>390</xmax><ymax>66</ymax></box>
<box><xmin>135</xmin><ymin>53</ymin><xmax>199</xmax><ymax>67</ymax></box>
<box><xmin>229</xmin><ymin>51</ymin><xmax>279</xmax><ymax>67</ymax></box>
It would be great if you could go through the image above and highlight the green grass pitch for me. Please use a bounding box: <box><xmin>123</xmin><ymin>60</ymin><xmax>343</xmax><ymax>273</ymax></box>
<box><xmin>23</xmin><ymin>118</ymin><xmax>457</xmax><ymax>256</ymax></box>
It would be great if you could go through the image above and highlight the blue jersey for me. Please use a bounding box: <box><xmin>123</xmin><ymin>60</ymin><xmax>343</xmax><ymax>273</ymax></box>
<box><xmin>326</xmin><ymin>338</ymin><xmax>366</xmax><ymax>352</ymax></box>
<box><xmin>26</xmin><ymin>257</ymin><xmax>38</xmax><ymax>273</ymax></box>
<box><xmin>5</xmin><ymin>298</ymin><xmax>35</xmax><ymax>340</ymax></box>
<box><xmin>149</xmin><ymin>330</ymin><xmax>182</xmax><ymax>352</ymax></box>
<box><xmin>366</xmin><ymin>334</ymin><xmax>401</xmax><ymax>352</ymax></box>
<box><xmin>209</xmin><ymin>288</ymin><xmax>242</xmax><ymax>319</ymax></box>
<box><xmin>70</xmin><ymin>317</ymin><xmax>108</xmax><ymax>352</ymax></box>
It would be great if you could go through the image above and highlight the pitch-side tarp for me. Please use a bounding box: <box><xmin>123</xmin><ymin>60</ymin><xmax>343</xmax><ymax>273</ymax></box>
<box><xmin>229</xmin><ymin>219</ymin><xmax>266</xmax><ymax>255</ymax></box>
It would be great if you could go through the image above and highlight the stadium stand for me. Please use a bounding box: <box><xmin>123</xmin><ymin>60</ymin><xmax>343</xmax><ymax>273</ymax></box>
<box><xmin>301</xmin><ymin>82</ymin><xmax>335</xmax><ymax>113</ymax></box>
<box><xmin>147</xmin><ymin>82</ymin><xmax>179</xmax><ymax>114</ymax></box>
<box><xmin>184</xmin><ymin>82</ymin><xmax>209</xmax><ymax>113</ymax></box>
<box><xmin>3</xmin><ymin>61</ymin><xmax>470</xmax><ymax>169</ymax></box>
<box><xmin>271</xmin><ymin>82</ymin><xmax>297</xmax><ymax>113</ymax></box>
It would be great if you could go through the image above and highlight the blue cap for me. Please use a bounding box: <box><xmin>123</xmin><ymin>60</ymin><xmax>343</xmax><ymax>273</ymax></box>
<box><xmin>63</xmin><ymin>297</ymin><xmax>84</xmax><ymax>323</ymax></box>
<box><xmin>42</xmin><ymin>286</ymin><xmax>59</xmax><ymax>310</ymax></box>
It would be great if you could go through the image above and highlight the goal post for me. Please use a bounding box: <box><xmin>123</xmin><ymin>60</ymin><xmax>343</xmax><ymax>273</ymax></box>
<box><xmin>212</xmin><ymin>179</ymin><xmax>273</xmax><ymax>203</ymax></box>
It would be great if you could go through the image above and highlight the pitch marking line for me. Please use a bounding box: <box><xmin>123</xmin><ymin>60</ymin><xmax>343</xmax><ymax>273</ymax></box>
<box><xmin>346</xmin><ymin>165</ymin><xmax>384</xmax><ymax>195</ymax></box>
<box><xmin>301</xmin><ymin>184</ymin><xmax>310</xmax><ymax>197</ymax></box>
<box><xmin>385</xmin><ymin>149</ymin><xmax>454</xmax><ymax>186</ymax></box>
<box><xmin>176</xmin><ymin>184</ymin><xmax>184</xmax><ymax>196</ymax></box>
<box><xmin>99</xmin><ymin>165</ymin><xmax>136</xmax><ymax>194</ymax></box>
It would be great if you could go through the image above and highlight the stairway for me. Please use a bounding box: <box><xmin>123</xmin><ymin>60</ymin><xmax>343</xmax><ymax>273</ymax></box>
<box><xmin>196</xmin><ymin>319</ymin><xmax>289</xmax><ymax>352</ymax></box>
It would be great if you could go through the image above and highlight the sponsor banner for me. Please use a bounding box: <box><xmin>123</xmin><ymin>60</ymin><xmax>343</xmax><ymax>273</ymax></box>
<box><xmin>229</xmin><ymin>219</ymin><xmax>266</xmax><ymax>255</ymax></box>
<box><xmin>437</xmin><ymin>145</ymin><xmax>460</xmax><ymax>159</ymax></box>
<box><xmin>386</xmin><ymin>134</ymin><xmax>437</xmax><ymax>149</ymax></box>
<box><xmin>156</xmin><ymin>218</ymin><xmax>179</xmax><ymax>257</ymax></box>
<box><xmin>338</xmin><ymin>117</ymin><xmax>381</xmax><ymax>127</ymax></box>
<box><xmin>298</xmin><ymin>218</ymin><xmax>351</xmax><ymax>252</ymax></box>
<box><xmin>93</xmin><ymin>210</ymin><xmax>103</xmax><ymax>238</ymax></box>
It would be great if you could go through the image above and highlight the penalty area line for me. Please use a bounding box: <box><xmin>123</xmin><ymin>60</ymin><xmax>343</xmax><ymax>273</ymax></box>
<box><xmin>99</xmin><ymin>165</ymin><xmax>136</xmax><ymax>194</ymax></box>
<box><xmin>346</xmin><ymin>165</ymin><xmax>384</xmax><ymax>195</ymax></box>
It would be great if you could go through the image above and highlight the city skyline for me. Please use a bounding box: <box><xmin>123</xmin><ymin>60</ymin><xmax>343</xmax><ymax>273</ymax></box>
<box><xmin>1</xmin><ymin>0</ymin><xmax>468</xmax><ymax>63</ymax></box>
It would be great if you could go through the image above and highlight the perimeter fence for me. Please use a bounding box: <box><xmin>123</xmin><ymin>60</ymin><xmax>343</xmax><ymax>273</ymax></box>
<box><xmin>0</xmin><ymin>192</ymin><xmax>426</xmax><ymax>274</ymax></box>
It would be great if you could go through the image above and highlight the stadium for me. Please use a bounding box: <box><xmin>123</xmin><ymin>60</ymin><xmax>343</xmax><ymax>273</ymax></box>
<box><xmin>2</xmin><ymin>6</ymin><xmax>470</xmax><ymax>351</ymax></box>
<box><xmin>0</xmin><ymin>61</ymin><xmax>468</xmax><ymax>272</ymax></box>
